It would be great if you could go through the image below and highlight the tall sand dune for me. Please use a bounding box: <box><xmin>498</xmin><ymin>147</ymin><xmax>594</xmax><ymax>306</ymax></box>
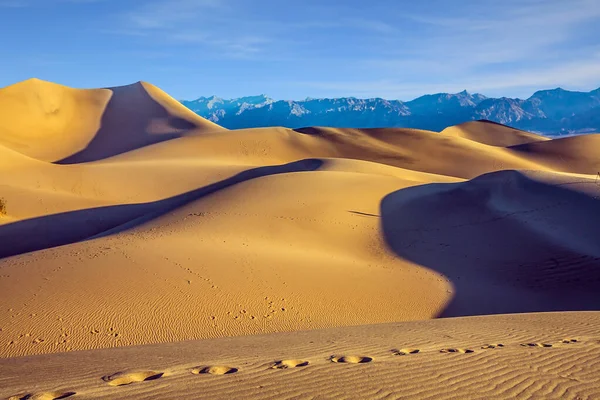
<box><xmin>508</xmin><ymin>133</ymin><xmax>600</xmax><ymax>174</ymax></box>
<box><xmin>1</xmin><ymin>77</ymin><xmax>599</xmax><ymax>397</ymax></box>
<box><xmin>0</xmin><ymin>79</ymin><xmax>224</xmax><ymax>163</ymax></box>
<box><xmin>381</xmin><ymin>170</ymin><xmax>600</xmax><ymax>317</ymax></box>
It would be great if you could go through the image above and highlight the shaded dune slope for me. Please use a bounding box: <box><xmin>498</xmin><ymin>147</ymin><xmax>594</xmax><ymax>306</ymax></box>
<box><xmin>509</xmin><ymin>134</ymin><xmax>600</xmax><ymax>174</ymax></box>
<box><xmin>0</xmin><ymin>159</ymin><xmax>323</xmax><ymax>259</ymax></box>
<box><xmin>381</xmin><ymin>170</ymin><xmax>600</xmax><ymax>317</ymax></box>
<box><xmin>294</xmin><ymin>126</ymin><xmax>541</xmax><ymax>178</ymax></box>
<box><xmin>59</xmin><ymin>81</ymin><xmax>225</xmax><ymax>164</ymax></box>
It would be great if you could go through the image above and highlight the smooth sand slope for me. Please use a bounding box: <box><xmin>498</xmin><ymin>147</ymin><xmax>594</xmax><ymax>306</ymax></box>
<box><xmin>509</xmin><ymin>134</ymin><xmax>600</xmax><ymax>174</ymax></box>
<box><xmin>441</xmin><ymin>119</ymin><xmax>550</xmax><ymax>147</ymax></box>
<box><xmin>2</xmin><ymin>312</ymin><xmax>600</xmax><ymax>400</ymax></box>
<box><xmin>0</xmin><ymin>78</ymin><xmax>599</xmax><ymax>379</ymax></box>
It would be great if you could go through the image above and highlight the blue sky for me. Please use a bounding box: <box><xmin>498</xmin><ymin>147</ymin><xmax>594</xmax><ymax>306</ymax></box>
<box><xmin>1</xmin><ymin>0</ymin><xmax>599</xmax><ymax>100</ymax></box>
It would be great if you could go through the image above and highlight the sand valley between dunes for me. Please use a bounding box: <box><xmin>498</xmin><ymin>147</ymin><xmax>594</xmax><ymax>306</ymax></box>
<box><xmin>1</xmin><ymin>79</ymin><xmax>599</xmax><ymax>399</ymax></box>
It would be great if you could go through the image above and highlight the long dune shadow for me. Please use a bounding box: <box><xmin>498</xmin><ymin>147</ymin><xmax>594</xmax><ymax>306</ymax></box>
<box><xmin>0</xmin><ymin>159</ymin><xmax>323</xmax><ymax>260</ymax></box>
<box><xmin>380</xmin><ymin>170</ymin><xmax>600</xmax><ymax>318</ymax></box>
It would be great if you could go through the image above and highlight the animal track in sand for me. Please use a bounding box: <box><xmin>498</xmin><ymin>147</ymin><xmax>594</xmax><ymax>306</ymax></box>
<box><xmin>192</xmin><ymin>366</ymin><xmax>238</xmax><ymax>375</ymax></box>
<box><xmin>481</xmin><ymin>344</ymin><xmax>504</xmax><ymax>349</ymax></box>
<box><xmin>330</xmin><ymin>355</ymin><xmax>373</xmax><ymax>364</ymax></box>
<box><xmin>440</xmin><ymin>348</ymin><xmax>474</xmax><ymax>354</ymax></box>
<box><xmin>391</xmin><ymin>348</ymin><xmax>420</xmax><ymax>355</ymax></box>
<box><xmin>520</xmin><ymin>343</ymin><xmax>553</xmax><ymax>348</ymax></box>
<box><xmin>270</xmin><ymin>359</ymin><xmax>310</xmax><ymax>369</ymax></box>
<box><xmin>102</xmin><ymin>370</ymin><xmax>164</xmax><ymax>386</ymax></box>
<box><xmin>8</xmin><ymin>392</ymin><xmax>76</xmax><ymax>400</ymax></box>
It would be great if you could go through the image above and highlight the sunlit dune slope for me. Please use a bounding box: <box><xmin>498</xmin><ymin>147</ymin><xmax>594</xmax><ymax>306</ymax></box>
<box><xmin>0</xmin><ymin>79</ymin><xmax>224</xmax><ymax>163</ymax></box>
<box><xmin>441</xmin><ymin>120</ymin><xmax>550</xmax><ymax>147</ymax></box>
<box><xmin>294</xmin><ymin>126</ymin><xmax>545</xmax><ymax>178</ymax></box>
<box><xmin>0</xmin><ymin>79</ymin><xmax>599</xmax><ymax>360</ymax></box>
<box><xmin>0</xmin><ymin>157</ymin><xmax>454</xmax><ymax>357</ymax></box>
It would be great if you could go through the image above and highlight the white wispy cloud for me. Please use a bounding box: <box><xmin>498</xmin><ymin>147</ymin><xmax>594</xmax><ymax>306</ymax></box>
<box><xmin>99</xmin><ymin>0</ymin><xmax>600</xmax><ymax>97</ymax></box>
<box><xmin>395</xmin><ymin>0</ymin><xmax>600</xmax><ymax>64</ymax></box>
<box><xmin>113</xmin><ymin>0</ymin><xmax>402</xmax><ymax>60</ymax></box>
<box><xmin>115</xmin><ymin>0</ymin><xmax>274</xmax><ymax>59</ymax></box>
<box><xmin>295</xmin><ymin>56</ymin><xmax>600</xmax><ymax>100</ymax></box>
<box><xmin>124</xmin><ymin>0</ymin><xmax>225</xmax><ymax>29</ymax></box>
<box><xmin>286</xmin><ymin>17</ymin><xmax>397</xmax><ymax>34</ymax></box>
<box><xmin>340</xmin><ymin>0</ymin><xmax>600</xmax><ymax>98</ymax></box>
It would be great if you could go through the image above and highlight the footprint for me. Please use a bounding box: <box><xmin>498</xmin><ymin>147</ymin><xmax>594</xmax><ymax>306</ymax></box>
<box><xmin>102</xmin><ymin>370</ymin><xmax>164</xmax><ymax>386</ymax></box>
<box><xmin>520</xmin><ymin>343</ymin><xmax>552</xmax><ymax>348</ymax></box>
<box><xmin>330</xmin><ymin>355</ymin><xmax>373</xmax><ymax>364</ymax></box>
<box><xmin>8</xmin><ymin>392</ymin><xmax>76</xmax><ymax>400</ymax></box>
<box><xmin>391</xmin><ymin>348</ymin><xmax>420</xmax><ymax>355</ymax></box>
<box><xmin>562</xmin><ymin>338</ymin><xmax>578</xmax><ymax>344</ymax></box>
<box><xmin>270</xmin><ymin>359</ymin><xmax>310</xmax><ymax>369</ymax></box>
<box><xmin>481</xmin><ymin>344</ymin><xmax>504</xmax><ymax>349</ymax></box>
<box><xmin>191</xmin><ymin>366</ymin><xmax>238</xmax><ymax>375</ymax></box>
<box><xmin>440</xmin><ymin>348</ymin><xmax>474</xmax><ymax>354</ymax></box>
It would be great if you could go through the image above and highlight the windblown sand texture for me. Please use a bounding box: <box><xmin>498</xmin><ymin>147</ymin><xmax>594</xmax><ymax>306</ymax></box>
<box><xmin>2</xmin><ymin>312</ymin><xmax>600</xmax><ymax>399</ymax></box>
<box><xmin>1</xmin><ymin>79</ymin><xmax>600</xmax><ymax>398</ymax></box>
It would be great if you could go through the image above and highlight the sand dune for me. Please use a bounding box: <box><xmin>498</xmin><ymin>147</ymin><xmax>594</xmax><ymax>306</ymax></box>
<box><xmin>0</xmin><ymin>79</ymin><xmax>224</xmax><ymax>163</ymax></box>
<box><xmin>441</xmin><ymin>120</ymin><xmax>550</xmax><ymax>147</ymax></box>
<box><xmin>294</xmin><ymin>126</ymin><xmax>550</xmax><ymax>178</ymax></box>
<box><xmin>382</xmin><ymin>169</ymin><xmax>600</xmax><ymax>317</ymax></box>
<box><xmin>509</xmin><ymin>133</ymin><xmax>600</xmax><ymax>174</ymax></box>
<box><xmin>2</xmin><ymin>312</ymin><xmax>600</xmax><ymax>400</ymax></box>
<box><xmin>1</xmin><ymin>79</ymin><xmax>600</xmax><ymax>398</ymax></box>
<box><xmin>0</xmin><ymin>158</ymin><xmax>454</xmax><ymax>357</ymax></box>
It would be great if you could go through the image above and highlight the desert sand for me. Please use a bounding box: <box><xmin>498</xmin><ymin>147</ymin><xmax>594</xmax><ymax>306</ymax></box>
<box><xmin>3</xmin><ymin>312</ymin><xmax>600</xmax><ymax>399</ymax></box>
<box><xmin>1</xmin><ymin>79</ymin><xmax>599</xmax><ymax>399</ymax></box>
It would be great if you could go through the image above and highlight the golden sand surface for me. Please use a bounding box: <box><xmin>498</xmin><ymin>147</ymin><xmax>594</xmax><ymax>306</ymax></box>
<box><xmin>0</xmin><ymin>79</ymin><xmax>599</xmax><ymax>399</ymax></box>
<box><xmin>2</xmin><ymin>312</ymin><xmax>600</xmax><ymax>399</ymax></box>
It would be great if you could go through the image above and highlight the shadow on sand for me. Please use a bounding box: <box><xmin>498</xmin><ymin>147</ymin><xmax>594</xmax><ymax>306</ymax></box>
<box><xmin>0</xmin><ymin>159</ymin><xmax>323</xmax><ymax>260</ymax></box>
<box><xmin>58</xmin><ymin>83</ymin><xmax>201</xmax><ymax>164</ymax></box>
<box><xmin>380</xmin><ymin>170</ymin><xmax>600</xmax><ymax>317</ymax></box>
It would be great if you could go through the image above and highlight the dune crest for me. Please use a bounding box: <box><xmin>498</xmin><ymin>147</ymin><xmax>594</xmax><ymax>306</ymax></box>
<box><xmin>441</xmin><ymin>120</ymin><xmax>550</xmax><ymax>147</ymax></box>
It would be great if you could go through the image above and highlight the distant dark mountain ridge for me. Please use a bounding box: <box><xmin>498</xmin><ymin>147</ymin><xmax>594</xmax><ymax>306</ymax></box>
<box><xmin>181</xmin><ymin>87</ymin><xmax>600</xmax><ymax>135</ymax></box>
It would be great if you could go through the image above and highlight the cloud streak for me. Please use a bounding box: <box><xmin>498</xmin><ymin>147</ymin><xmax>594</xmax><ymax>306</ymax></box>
<box><xmin>295</xmin><ymin>56</ymin><xmax>600</xmax><ymax>100</ymax></box>
<box><xmin>4</xmin><ymin>0</ymin><xmax>598</xmax><ymax>99</ymax></box>
<box><xmin>339</xmin><ymin>0</ymin><xmax>600</xmax><ymax>98</ymax></box>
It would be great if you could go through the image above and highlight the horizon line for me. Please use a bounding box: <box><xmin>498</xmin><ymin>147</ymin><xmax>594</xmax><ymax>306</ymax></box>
<box><xmin>183</xmin><ymin>85</ymin><xmax>600</xmax><ymax>103</ymax></box>
<box><xmin>2</xmin><ymin>78</ymin><xmax>600</xmax><ymax>104</ymax></box>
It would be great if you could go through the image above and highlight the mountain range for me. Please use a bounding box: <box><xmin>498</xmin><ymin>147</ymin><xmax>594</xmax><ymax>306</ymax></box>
<box><xmin>181</xmin><ymin>87</ymin><xmax>600</xmax><ymax>135</ymax></box>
